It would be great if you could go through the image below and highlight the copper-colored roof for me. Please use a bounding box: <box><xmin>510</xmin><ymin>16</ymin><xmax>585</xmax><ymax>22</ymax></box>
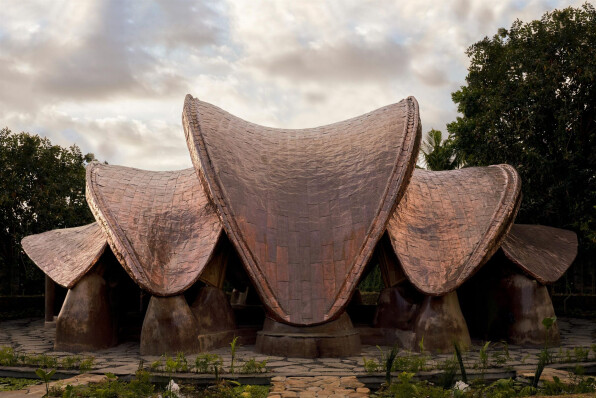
<box><xmin>86</xmin><ymin>164</ymin><xmax>222</xmax><ymax>296</ymax></box>
<box><xmin>183</xmin><ymin>95</ymin><xmax>421</xmax><ymax>325</ymax></box>
<box><xmin>386</xmin><ymin>165</ymin><xmax>521</xmax><ymax>295</ymax></box>
<box><xmin>501</xmin><ymin>224</ymin><xmax>577</xmax><ymax>284</ymax></box>
<box><xmin>21</xmin><ymin>223</ymin><xmax>107</xmax><ymax>288</ymax></box>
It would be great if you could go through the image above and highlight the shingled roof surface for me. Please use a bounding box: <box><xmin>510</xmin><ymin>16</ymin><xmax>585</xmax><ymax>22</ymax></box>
<box><xmin>386</xmin><ymin>165</ymin><xmax>521</xmax><ymax>295</ymax></box>
<box><xmin>501</xmin><ymin>224</ymin><xmax>577</xmax><ymax>284</ymax></box>
<box><xmin>183</xmin><ymin>95</ymin><xmax>421</xmax><ymax>325</ymax></box>
<box><xmin>86</xmin><ymin>164</ymin><xmax>222</xmax><ymax>296</ymax></box>
<box><xmin>21</xmin><ymin>222</ymin><xmax>107</xmax><ymax>288</ymax></box>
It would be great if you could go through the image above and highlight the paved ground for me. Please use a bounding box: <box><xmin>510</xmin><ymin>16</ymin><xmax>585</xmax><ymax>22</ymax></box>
<box><xmin>1</xmin><ymin>317</ymin><xmax>595</xmax><ymax>397</ymax></box>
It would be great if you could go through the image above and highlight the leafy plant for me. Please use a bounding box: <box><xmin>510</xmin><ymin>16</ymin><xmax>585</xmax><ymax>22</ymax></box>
<box><xmin>195</xmin><ymin>354</ymin><xmax>223</xmax><ymax>374</ymax></box>
<box><xmin>60</xmin><ymin>355</ymin><xmax>81</xmax><ymax>370</ymax></box>
<box><xmin>79</xmin><ymin>357</ymin><xmax>94</xmax><ymax>372</ymax></box>
<box><xmin>384</xmin><ymin>345</ymin><xmax>399</xmax><ymax>385</ymax></box>
<box><xmin>149</xmin><ymin>359</ymin><xmax>161</xmax><ymax>372</ymax></box>
<box><xmin>573</xmin><ymin>347</ymin><xmax>590</xmax><ymax>362</ymax></box>
<box><xmin>454</xmin><ymin>342</ymin><xmax>468</xmax><ymax>384</ymax></box>
<box><xmin>476</xmin><ymin>341</ymin><xmax>491</xmax><ymax>377</ymax></box>
<box><xmin>437</xmin><ymin>356</ymin><xmax>458</xmax><ymax>389</ymax></box>
<box><xmin>533</xmin><ymin>316</ymin><xmax>557</xmax><ymax>388</ymax></box>
<box><xmin>0</xmin><ymin>347</ymin><xmax>17</xmax><ymax>366</ymax></box>
<box><xmin>35</xmin><ymin>368</ymin><xmax>55</xmax><ymax>397</ymax></box>
<box><xmin>229</xmin><ymin>336</ymin><xmax>239</xmax><ymax>374</ymax></box>
<box><xmin>240</xmin><ymin>358</ymin><xmax>267</xmax><ymax>374</ymax></box>
<box><xmin>0</xmin><ymin>377</ymin><xmax>40</xmax><ymax>392</ymax></box>
<box><xmin>362</xmin><ymin>356</ymin><xmax>379</xmax><ymax>373</ymax></box>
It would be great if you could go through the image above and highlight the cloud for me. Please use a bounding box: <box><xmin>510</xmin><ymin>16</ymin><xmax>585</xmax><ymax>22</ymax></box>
<box><xmin>0</xmin><ymin>0</ymin><xmax>588</xmax><ymax>169</ymax></box>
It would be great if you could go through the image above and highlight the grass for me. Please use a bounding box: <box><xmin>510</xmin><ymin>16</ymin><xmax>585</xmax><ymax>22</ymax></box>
<box><xmin>0</xmin><ymin>377</ymin><xmax>40</xmax><ymax>392</ymax></box>
<box><xmin>40</xmin><ymin>370</ymin><xmax>270</xmax><ymax>398</ymax></box>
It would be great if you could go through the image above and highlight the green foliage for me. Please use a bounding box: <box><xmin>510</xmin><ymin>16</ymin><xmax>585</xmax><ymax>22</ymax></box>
<box><xmin>476</xmin><ymin>341</ymin><xmax>491</xmax><ymax>377</ymax></box>
<box><xmin>385</xmin><ymin>345</ymin><xmax>399</xmax><ymax>385</ymax></box>
<box><xmin>542</xmin><ymin>374</ymin><xmax>596</xmax><ymax>395</ymax></box>
<box><xmin>362</xmin><ymin>356</ymin><xmax>379</xmax><ymax>373</ymax></box>
<box><xmin>533</xmin><ymin>317</ymin><xmax>557</xmax><ymax>388</ymax></box>
<box><xmin>23</xmin><ymin>354</ymin><xmax>58</xmax><ymax>369</ymax></box>
<box><xmin>0</xmin><ymin>346</ymin><xmax>17</xmax><ymax>366</ymax></box>
<box><xmin>392</xmin><ymin>354</ymin><xmax>428</xmax><ymax>373</ymax></box>
<box><xmin>0</xmin><ymin>347</ymin><xmax>93</xmax><ymax>373</ymax></box>
<box><xmin>50</xmin><ymin>370</ymin><xmax>155</xmax><ymax>398</ymax></box>
<box><xmin>240</xmin><ymin>358</ymin><xmax>267</xmax><ymax>374</ymax></box>
<box><xmin>389</xmin><ymin>372</ymin><xmax>417</xmax><ymax>398</ymax></box>
<box><xmin>0</xmin><ymin>128</ymin><xmax>96</xmax><ymax>295</ymax></box>
<box><xmin>448</xmin><ymin>4</ymin><xmax>596</xmax><ymax>291</ymax></box>
<box><xmin>437</xmin><ymin>356</ymin><xmax>458</xmax><ymax>389</ymax></box>
<box><xmin>454</xmin><ymin>342</ymin><xmax>468</xmax><ymax>384</ymax></box>
<box><xmin>0</xmin><ymin>377</ymin><xmax>40</xmax><ymax>392</ymax></box>
<box><xmin>229</xmin><ymin>336</ymin><xmax>239</xmax><ymax>374</ymax></box>
<box><xmin>59</xmin><ymin>355</ymin><xmax>81</xmax><ymax>370</ymax></box>
<box><xmin>420</xmin><ymin>129</ymin><xmax>462</xmax><ymax>171</ymax></box>
<box><xmin>164</xmin><ymin>353</ymin><xmax>189</xmax><ymax>374</ymax></box>
<box><xmin>358</xmin><ymin>263</ymin><xmax>384</xmax><ymax>292</ymax></box>
<box><xmin>573</xmin><ymin>346</ymin><xmax>590</xmax><ymax>362</ymax></box>
<box><xmin>364</xmin><ymin>346</ymin><xmax>428</xmax><ymax>374</ymax></box>
<box><xmin>35</xmin><ymin>368</ymin><xmax>55</xmax><ymax>397</ymax></box>
<box><xmin>194</xmin><ymin>353</ymin><xmax>223</xmax><ymax>374</ymax></box>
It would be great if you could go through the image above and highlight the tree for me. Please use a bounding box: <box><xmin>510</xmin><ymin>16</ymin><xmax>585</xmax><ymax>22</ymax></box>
<box><xmin>420</xmin><ymin>129</ymin><xmax>461</xmax><ymax>171</ymax></box>
<box><xmin>448</xmin><ymin>4</ymin><xmax>596</xmax><ymax>292</ymax></box>
<box><xmin>0</xmin><ymin>128</ymin><xmax>95</xmax><ymax>295</ymax></box>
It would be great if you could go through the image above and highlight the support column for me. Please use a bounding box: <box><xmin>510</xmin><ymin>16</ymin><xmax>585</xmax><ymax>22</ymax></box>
<box><xmin>256</xmin><ymin>312</ymin><xmax>361</xmax><ymax>358</ymax></box>
<box><xmin>55</xmin><ymin>273</ymin><xmax>117</xmax><ymax>352</ymax></box>
<box><xmin>140</xmin><ymin>295</ymin><xmax>199</xmax><ymax>355</ymax></box>
<box><xmin>413</xmin><ymin>291</ymin><xmax>471</xmax><ymax>353</ymax></box>
<box><xmin>191</xmin><ymin>286</ymin><xmax>237</xmax><ymax>351</ymax></box>
<box><xmin>499</xmin><ymin>273</ymin><xmax>560</xmax><ymax>346</ymax></box>
<box><xmin>44</xmin><ymin>275</ymin><xmax>56</xmax><ymax>324</ymax></box>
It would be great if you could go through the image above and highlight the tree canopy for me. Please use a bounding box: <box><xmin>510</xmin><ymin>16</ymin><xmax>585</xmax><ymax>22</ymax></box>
<box><xmin>448</xmin><ymin>4</ymin><xmax>596</xmax><ymax>292</ymax></box>
<box><xmin>0</xmin><ymin>128</ymin><xmax>95</xmax><ymax>295</ymax></box>
<box><xmin>420</xmin><ymin>129</ymin><xmax>461</xmax><ymax>171</ymax></box>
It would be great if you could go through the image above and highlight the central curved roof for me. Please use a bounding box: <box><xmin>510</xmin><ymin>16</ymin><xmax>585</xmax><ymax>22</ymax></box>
<box><xmin>183</xmin><ymin>95</ymin><xmax>421</xmax><ymax>325</ymax></box>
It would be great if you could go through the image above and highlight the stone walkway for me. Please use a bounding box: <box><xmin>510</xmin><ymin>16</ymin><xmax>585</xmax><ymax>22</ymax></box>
<box><xmin>1</xmin><ymin>317</ymin><xmax>595</xmax><ymax>397</ymax></box>
<box><xmin>269</xmin><ymin>376</ymin><xmax>370</xmax><ymax>398</ymax></box>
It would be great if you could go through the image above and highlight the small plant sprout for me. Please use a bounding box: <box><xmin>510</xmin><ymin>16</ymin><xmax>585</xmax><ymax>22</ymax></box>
<box><xmin>35</xmin><ymin>368</ymin><xmax>55</xmax><ymax>397</ymax></box>
<box><xmin>385</xmin><ymin>345</ymin><xmax>399</xmax><ymax>386</ymax></box>
<box><xmin>230</xmin><ymin>336</ymin><xmax>239</xmax><ymax>374</ymax></box>
<box><xmin>533</xmin><ymin>316</ymin><xmax>557</xmax><ymax>388</ymax></box>
<box><xmin>454</xmin><ymin>341</ymin><xmax>468</xmax><ymax>384</ymax></box>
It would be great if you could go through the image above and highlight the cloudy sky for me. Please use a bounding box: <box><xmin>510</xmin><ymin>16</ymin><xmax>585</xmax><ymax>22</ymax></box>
<box><xmin>0</xmin><ymin>0</ymin><xmax>587</xmax><ymax>170</ymax></box>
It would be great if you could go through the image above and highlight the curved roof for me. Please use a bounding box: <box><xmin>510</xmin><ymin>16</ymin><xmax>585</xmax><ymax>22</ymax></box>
<box><xmin>22</xmin><ymin>223</ymin><xmax>107</xmax><ymax>288</ymax></box>
<box><xmin>386</xmin><ymin>165</ymin><xmax>521</xmax><ymax>295</ymax></box>
<box><xmin>183</xmin><ymin>95</ymin><xmax>421</xmax><ymax>325</ymax></box>
<box><xmin>501</xmin><ymin>224</ymin><xmax>577</xmax><ymax>284</ymax></box>
<box><xmin>86</xmin><ymin>164</ymin><xmax>222</xmax><ymax>296</ymax></box>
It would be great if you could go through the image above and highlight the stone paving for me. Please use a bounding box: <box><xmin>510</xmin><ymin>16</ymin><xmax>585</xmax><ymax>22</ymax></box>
<box><xmin>0</xmin><ymin>317</ymin><xmax>595</xmax><ymax>397</ymax></box>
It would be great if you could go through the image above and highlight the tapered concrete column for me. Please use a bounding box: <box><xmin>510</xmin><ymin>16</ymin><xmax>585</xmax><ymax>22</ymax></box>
<box><xmin>413</xmin><ymin>291</ymin><xmax>471</xmax><ymax>353</ymax></box>
<box><xmin>55</xmin><ymin>273</ymin><xmax>117</xmax><ymax>352</ymax></box>
<box><xmin>191</xmin><ymin>286</ymin><xmax>236</xmax><ymax>351</ymax></box>
<box><xmin>45</xmin><ymin>275</ymin><xmax>56</xmax><ymax>323</ymax></box>
<box><xmin>499</xmin><ymin>273</ymin><xmax>560</xmax><ymax>346</ymax></box>
<box><xmin>374</xmin><ymin>285</ymin><xmax>419</xmax><ymax>330</ymax></box>
<box><xmin>256</xmin><ymin>312</ymin><xmax>361</xmax><ymax>358</ymax></box>
<box><xmin>140</xmin><ymin>295</ymin><xmax>199</xmax><ymax>355</ymax></box>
